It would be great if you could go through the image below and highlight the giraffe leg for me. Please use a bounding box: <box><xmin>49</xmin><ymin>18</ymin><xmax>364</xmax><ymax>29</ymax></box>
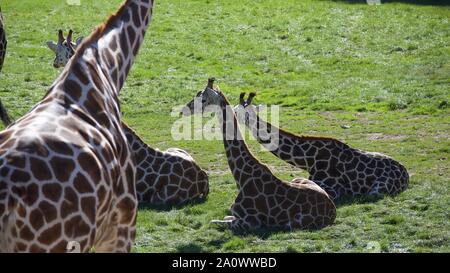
<box><xmin>321</xmin><ymin>186</ymin><xmax>339</xmax><ymax>201</ymax></box>
<box><xmin>229</xmin><ymin>218</ymin><xmax>252</xmax><ymax>230</ymax></box>
<box><xmin>94</xmin><ymin>216</ymin><xmax>136</xmax><ymax>253</ymax></box>
<box><xmin>94</xmin><ymin>195</ymin><xmax>137</xmax><ymax>253</ymax></box>
<box><xmin>210</xmin><ymin>219</ymin><xmax>233</xmax><ymax>225</ymax></box>
<box><xmin>113</xmin><ymin>195</ymin><xmax>138</xmax><ymax>253</ymax></box>
<box><xmin>210</xmin><ymin>216</ymin><xmax>254</xmax><ymax>231</ymax></box>
<box><xmin>368</xmin><ymin>180</ymin><xmax>390</xmax><ymax>197</ymax></box>
<box><xmin>114</xmin><ymin>225</ymin><xmax>136</xmax><ymax>253</ymax></box>
<box><xmin>210</xmin><ymin>216</ymin><xmax>251</xmax><ymax>229</ymax></box>
<box><xmin>210</xmin><ymin>215</ymin><xmax>235</xmax><ymax>226</ymax></box>
<box><xmin>94</xmin><ymin>219</ymin><xmax>119</xmax><ymax>253</ymax></box>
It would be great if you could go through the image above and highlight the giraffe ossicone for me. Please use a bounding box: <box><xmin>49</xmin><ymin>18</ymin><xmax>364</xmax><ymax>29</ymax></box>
<box><xmin>184</xmin><ymin>78</ymin><xmax>336</xmax><ymax>230</ymax></box>
<box><xmin>234</xmin><ymin>92</ymin><xmax>409</xmax><ymax>201</ymax></box>
<box><xmin>0</xmin><ymin>0</ymin><xmax>155</xmax><ymax>253</ymax></box>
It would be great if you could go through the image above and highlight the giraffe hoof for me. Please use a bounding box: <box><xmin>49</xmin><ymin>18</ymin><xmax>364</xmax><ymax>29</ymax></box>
<box><xmin>210</xmin><ymin>219</ymin><xmax>233</xmax><ymax>226</ymax></box>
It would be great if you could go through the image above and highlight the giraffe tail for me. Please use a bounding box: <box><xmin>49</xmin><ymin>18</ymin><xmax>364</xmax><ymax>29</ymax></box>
<box><xmin>210</xmin><ymin>216</ymin><xmax>236</xmax><ymax>228</ymax></box>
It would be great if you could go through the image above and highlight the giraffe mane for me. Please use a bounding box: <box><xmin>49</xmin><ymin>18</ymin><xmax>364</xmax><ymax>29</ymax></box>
<box><xmin>65</xmin><ymin>0</ymin><xmax>145</xmax><ymax>71</ymax></box>
<box><xmin>283</xmin><ymin>130</ymin><xmax>348</xmax><ymax>145</ymax></box>
<box><xmin>243</xmin><ymin>92</ymin><xmax>348</xmax><ymax>145</ymax></box>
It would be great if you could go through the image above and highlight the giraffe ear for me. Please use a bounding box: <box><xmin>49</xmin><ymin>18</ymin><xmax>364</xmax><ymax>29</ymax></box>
<box><xmin>46</xmin><ymin>41</ymin><xmax>58</xmax><ymax>53</ymax></box>
<box><xmin>75</xmin><ymin>37</ymin><xmax>83</xmax><ymax>48</ymax></box>
<box><xmin>239</xmin><ymin>93</ymin><xmax>246</xmax><ymax>105</ymax></box>
<box><xmin>246</xmin><ymin>92</ymin><xmax>257</xmax><ymax>105</ymax></box>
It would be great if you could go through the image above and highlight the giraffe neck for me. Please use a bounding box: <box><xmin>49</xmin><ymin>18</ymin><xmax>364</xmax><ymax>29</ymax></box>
<box><xmin>121</xmin><ymin>122</ymin><xmax>161</xmax><ymax>177</ymax></box>
<box><xmin>35</xmin><ymin>0</ymin><xmax>154</xmax><ymax>132</ymax></box>
<box><xmin>51</xmin><ymin>0</ymin><xmax>154</xmax><ymax>96</ymax></box>
<box><xmin>122</xmin><ymin>122</ymin><xmax>161</xmax><ymax>159</ymax></box>
<box><xmin>247</xmin><ymin>110</ymin><xmax>348</xmax><ymax>172</ymax></box>
<box><xmin>217</xmin><ymin>94</ymin><xmax>276</xmax><ymax>190</ymax></box>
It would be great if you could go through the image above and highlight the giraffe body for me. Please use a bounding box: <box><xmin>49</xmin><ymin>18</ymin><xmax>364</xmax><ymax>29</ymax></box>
<box><xmin>124</xmin><ymin>124</ymin><xmax>209</xmax><ymax>206</ymax></box>
<box><xmin>185</xmin><ymin>79</ymin><xmax>336</xmax><ymax>230</ymax></box>
<box><xmin>235</xmin><ymin>93</ymin><xmax>409</xmax><ymax>200</ymax></box>
<box><xmin>0</xmin><ymin>0</ymin><xmax>155</xmax><ymax>252</ymax></box>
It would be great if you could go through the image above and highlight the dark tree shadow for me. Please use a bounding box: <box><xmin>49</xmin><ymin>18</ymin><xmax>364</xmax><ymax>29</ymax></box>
<box><xmin>326</xmin><ymin>0</ymin><xmax>450</xmax><ymax>6</ymax></box>
<box><xmin>334</xmin><ymin>194</ymin><xmax>384</xmax><ymax>207</ymax></box>
<box><xmin>138</xmin><ymin>196</ymin><xmax>208</xmax><ymax>212</ymax></box>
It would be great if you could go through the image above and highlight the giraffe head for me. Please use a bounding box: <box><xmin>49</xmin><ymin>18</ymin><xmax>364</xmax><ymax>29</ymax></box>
<box><xmin>46</xmin><ymin>29</ymin><xmax>83</xmax><ymax>68</ymax></box>
<box><xmin>184</xmin><ymin>77</ymin><xmax>222</xmax><ymax>115</ymax></box>
<box><xmin>234</xmin><ymin>92</ymin><xmax>265</xmax><ymax>126</ymax></box>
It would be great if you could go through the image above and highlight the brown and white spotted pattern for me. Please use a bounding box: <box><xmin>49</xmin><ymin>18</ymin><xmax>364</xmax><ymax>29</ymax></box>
<box><xmin>234</xmin><ymin>93</ymin><xmax>409</xmax><ymax>201</ymax></box>
<box><xmin>184</xmin><ymin>79</ymin><xmax>336</xmax><ymax>230</ymax></box>
<box><xmin>123</xmin><ymin>123</ymin><xmax>209</xmax><ymax>206</ymax></box>
<box><xmin>0</xmin><ymin>0</ymin><xmax>155</xmax><ymax>253</ymax></box>
<box><xmin>46</xmin><ymin>30</ymin><xmax>83</xmax><ymax>69</ymax></box>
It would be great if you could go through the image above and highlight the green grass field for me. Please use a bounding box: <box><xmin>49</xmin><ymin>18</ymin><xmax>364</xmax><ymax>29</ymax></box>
<box><xmin>1</xmin><ymin>0</ymin><xmax>449</xmax><ymax>252</ymax></box>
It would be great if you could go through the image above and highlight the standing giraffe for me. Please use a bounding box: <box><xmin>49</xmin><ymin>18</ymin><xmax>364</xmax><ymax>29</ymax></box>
<box><xmin>0</xmin><ymin>0</ymin><xmax>155</xmax><ymax>253</ymax></box>
<box><xmin>184</xmin><ymin>79</ymin><xmax>336</xmax><ymax>230</ymax></box>
<box><xmin>234</xmin><ymin>93</ymin><xmax>409</xmax><ymax>200</ymax></box>
<box><xmin>123</xmin><ymin>123</ymin><xmax>209</xmax><ymax>206</ymax></box>
<box><xmin>46</xmin><ymin>29</ymin><xmax>210</xmax><ymax>206</ymax></box>
<box><xmin>0</xmin><ymin>7</ymin><xmax>12</xmax><ymax>127</ymax></box>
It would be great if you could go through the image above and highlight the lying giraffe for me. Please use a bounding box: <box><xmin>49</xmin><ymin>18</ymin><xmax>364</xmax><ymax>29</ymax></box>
<box><xmin>46</xmin><ymin>30</ymin><xmax>210</xmax><ymax>206</ymax></box>
<box><xmin>123</xmin><ymin>123</ymin><xmax>209</xmax><ymax>206</ymax></box>
<box><xmin>46</xmin><ymin>30</ymin><xmax>83</xmax><ymax>69</ymax></box>
<box><xmin>234</xmin><ymin>93</ymin><xmax>409</xmax><ymax>200</ymax></box>
<box><xmin>0</xmin><ymin>0</ymin><xmax>155</xmax><ymax>253</ymax></box>
<box><xmin>184</xmin><ymin>79</ymin><xmax>336</xmax><ymax>230</ymax></box>
<box><xmin>0</xmin><ymin>7</ymin><xmax>12</xmax><ymax>127</ymax></box>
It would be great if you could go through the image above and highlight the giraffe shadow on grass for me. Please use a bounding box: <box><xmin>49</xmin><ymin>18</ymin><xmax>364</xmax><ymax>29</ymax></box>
<box><xmin>211</xmin><ymin>224</ymin><xmax>327</xmax><ymax>241</ymax></box>
<box><xmin>138</xmin><ymin>196</ymin><xmax>208</xmax><ymax>212</ymax></box>
<box><xmin>333</xmin><ymin>195</ymin><xmax>384</xmax><ymax>208</ymax></box>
